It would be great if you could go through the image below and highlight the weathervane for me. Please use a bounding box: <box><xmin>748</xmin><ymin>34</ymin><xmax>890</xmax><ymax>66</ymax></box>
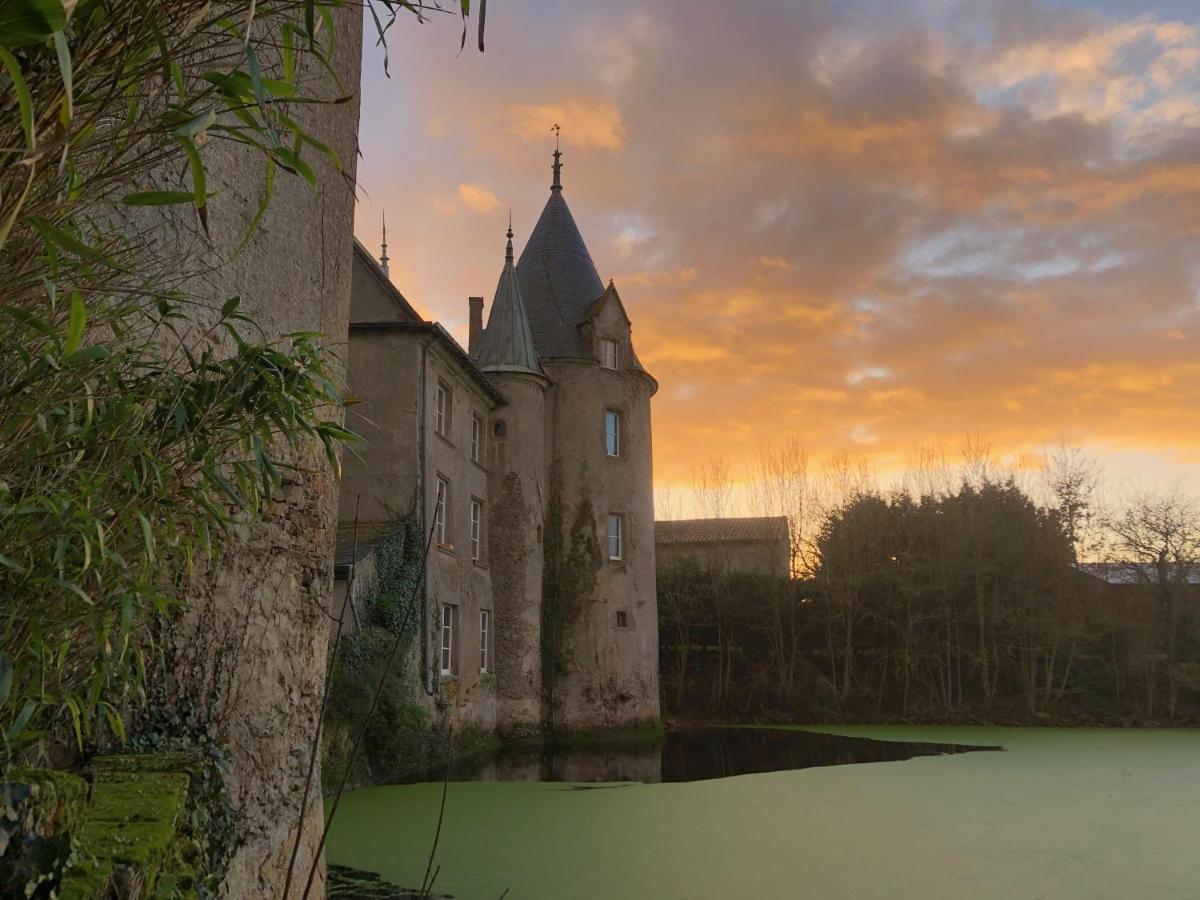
<box><xmin>551</xmin><ymin>123</ymin><xmax>563</xmax><ymax>191</ymax></box>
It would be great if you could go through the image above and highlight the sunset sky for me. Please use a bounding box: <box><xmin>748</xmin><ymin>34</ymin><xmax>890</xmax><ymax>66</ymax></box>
<box><xmin>353</xmin><ymin>0</ymin><xmax>1200</xmax><ymax>507</ymax></box>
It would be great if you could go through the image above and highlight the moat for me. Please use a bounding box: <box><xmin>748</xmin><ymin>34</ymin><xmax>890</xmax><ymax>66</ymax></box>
<box><xmin>326</xmin><ymin>726</ymin><xmax>1200</xmax><ymax>899</ymax></box>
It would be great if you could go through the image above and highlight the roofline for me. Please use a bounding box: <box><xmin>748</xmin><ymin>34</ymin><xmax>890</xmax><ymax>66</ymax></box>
<box><xmin>349</xmin><ymin>320</ymin><xmax>507</xmax><ymax>406</ymax></box>
<box><xmin>352</xmin><ymin>238</ymin><xmax>422</xmax><ymax>322</ymax></box>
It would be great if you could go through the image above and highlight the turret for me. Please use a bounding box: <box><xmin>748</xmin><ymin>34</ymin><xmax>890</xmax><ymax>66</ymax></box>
<box><xmin>514</xmin><ymin>145</ymin><xmax>661</xmax><ymax>734</ymax></box>
<box><xmin>474</xmin><ymin>219</ymin><xmax>550</xmax><ymax>735</ymax></box>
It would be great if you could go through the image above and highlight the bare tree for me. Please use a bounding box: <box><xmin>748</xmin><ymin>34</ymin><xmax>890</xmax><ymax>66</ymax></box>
<box><xmin>1107</xmin><ymin>486</ymin><xmax>1200</xmax><ymax>716</ymax></box>
<box><xmin>691</xmin><ymin>457</ymin><xmax>735</xmax><ymax>520</ymax></box>
<box><xmin>748</xmin><ymin>437</ymin><xmax>813</xmax><ymax>575</ymax></box>
<box><xmin>1042</xmin><ymin>441</ymin><xmax>1104</xmax><ymax>562</ymax></box>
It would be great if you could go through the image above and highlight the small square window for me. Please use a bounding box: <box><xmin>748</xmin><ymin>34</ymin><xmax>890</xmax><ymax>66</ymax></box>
<box><xmin>615</xmin><ymin>610</ymin><xmax>629</xmax><ymax>628</ymax></box>
<box><xmin>605</xmin><ymin>410</ymin><xmax>620</xmax><ymax>457</ymax></box>
<box><xmin>607</xmin><ymin>514</ymin><xmax>623</xmax><ymax>560</ymax></box>
<box><xmin>600</xmin><ymin>338</ymin><xmax>620</xmax><ymax>370</ymax></box>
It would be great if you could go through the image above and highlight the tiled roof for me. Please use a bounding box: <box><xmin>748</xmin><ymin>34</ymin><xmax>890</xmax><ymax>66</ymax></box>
<box><xmin>656</xmin><ymin>516</ymin><xmax>790</xmax><ymax>545</ymax></box>
<box><xmin>1078</xmin><ymin>562</ymin><xmax>1200</xmax><ymax>585</ymax></box>
<box><xmin>474</xmin><ymin>230</ymin><xmax>544</xmax><ymax>377</ymax></box>
<box><xmin>515</xmin><ymin>188</ymin><xmax>605</xmax><ymax>359</ymax></box>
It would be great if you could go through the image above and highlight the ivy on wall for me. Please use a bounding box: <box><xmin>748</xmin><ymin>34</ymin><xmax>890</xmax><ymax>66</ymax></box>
<box><xmin>540</xmin><ymin>477</ymin><xmax>602</xmax><ymax>726</ymax></box>
<box><xmin>322</xmin><ymin>508</ymin><xmax>434</xmax><ymax>791</ymax></box>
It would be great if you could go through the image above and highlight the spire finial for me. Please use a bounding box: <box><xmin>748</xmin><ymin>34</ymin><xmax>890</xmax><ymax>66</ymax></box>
<box><xmin>505</xmin><ymin>210</ymin><xmax>514</xmax><ymax>262</ymax></box>
<box><xmin>379</xmin><ymin>211</ymin><xmax>390</xmax><ymax>277</ymax></box>
<box><xmin>551</xmin><ymin>123</ymin><xmax>563</xmax><ymax>191</ymax></box>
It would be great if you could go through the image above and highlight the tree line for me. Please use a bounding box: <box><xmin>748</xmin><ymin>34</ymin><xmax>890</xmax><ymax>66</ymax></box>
<box><xmin>659</xmin><ymin>445</ymin><xmax>1200</xmax><ymax>724</ymax></box>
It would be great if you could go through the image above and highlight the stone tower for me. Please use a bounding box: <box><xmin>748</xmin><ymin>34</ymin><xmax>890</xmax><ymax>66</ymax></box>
<box><xmin>476</xmin><ymin>147</ymin><xmax>660</xmax><ymax>735</ymax></box>
<box><xmin>475</xmin><ymin>222</ymin><xmax>550</xmax><ymax>736</ymax></box>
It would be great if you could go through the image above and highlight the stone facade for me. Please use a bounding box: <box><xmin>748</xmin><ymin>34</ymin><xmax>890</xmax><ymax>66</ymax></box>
<box><xmin>337</xmin><ymin>153</ymin><xmax>661</xmax><ymax>739</ymax></box>
<box><xmin>337</xmin><ymin>262</ymin><xmax>505</xmax><ymax>732</ymax></box>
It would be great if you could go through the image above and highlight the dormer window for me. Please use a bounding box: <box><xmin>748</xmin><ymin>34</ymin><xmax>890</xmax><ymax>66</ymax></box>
<box><xmin>600</xmin><ymin>337</ymin><xmax>620</xmax><ymax>371</ymax></box>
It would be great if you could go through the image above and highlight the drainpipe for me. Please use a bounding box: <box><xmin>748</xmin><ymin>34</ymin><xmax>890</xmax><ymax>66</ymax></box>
<box><xmin>419</xmin><ymin>338</ymin><xmax>434</xmax><ymax>696</ymax></box>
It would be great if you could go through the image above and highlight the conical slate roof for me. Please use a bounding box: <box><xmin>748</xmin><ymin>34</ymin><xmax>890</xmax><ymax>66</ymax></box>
<box><xmin>515</xmin><ymin>186</ymin><xmax>605</xmax><ymax>359</ymax></box>
<box><xmin>474</xmin><ymin>227</ymin><xmax>543</xmax><ymax>376</ymax></box>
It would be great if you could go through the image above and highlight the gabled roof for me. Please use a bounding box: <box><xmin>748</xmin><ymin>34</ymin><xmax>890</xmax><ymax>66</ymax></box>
<box><xmin>474</xmin><ymin>228</ymin><xmax>544</xmax><ymax>377</ymax></box>
<box><xmin>349</xmin><ymin>321</ymin><xmax>506</xmax><ymax>406</ymax></box>
<box><xmin>582</xmin><ymin>281</ymin><xmax>653</xmax><ymax>383</ymax></box>
<box><xmin>515</xmin><ymin>188</ymin><xmax>605</xmax><ymax>359</ymax></box>
<box><xmin>352</xmin><ymin>238</ymin><xmax>422</xmax><ymax>322</ymax></box>
<box><xmin>656</xmin><ymin>517</ymin><xmax>791</xmax><ymax>545</ymax></box>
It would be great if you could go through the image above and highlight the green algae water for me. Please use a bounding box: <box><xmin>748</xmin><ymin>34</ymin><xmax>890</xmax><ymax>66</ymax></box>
<box><xmin>326</xmin><ymin>726</ymin><xmax>1200</xmax><ymax>899</ymax></box>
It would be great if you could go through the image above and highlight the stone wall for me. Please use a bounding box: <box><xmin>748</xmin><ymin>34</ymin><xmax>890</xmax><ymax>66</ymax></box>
<box><xmin>166</xmin><ymin>7</ymin><xmax>363</xmax><ymax>897</ymax></box>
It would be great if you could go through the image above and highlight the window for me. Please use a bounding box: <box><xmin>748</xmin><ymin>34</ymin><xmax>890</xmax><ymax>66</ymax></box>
<box><xmin>479</xmin><ymin>610</ymin><xmax>490</xmax><ymax>673</ymax></box>
<box><xmin>600</xmin><ymin>337</ymin><xmax>620</xmax><ymax>370</ymax></box>
<box><xmin>607</xmin><ymin>514</ymin><xmax>623</xmax><ymax>560</ymax></box>
<box><xmin>615</xmin><ymin>610</ymin><xmax>629</xmax><ymax>628</ymax></box>
<box><xmin>471</xmin><ymin>414</ymin><xmax>484</xmax><ymax>463</ymax></box>
<box><xmin>605</xmin><ymin>410</ymin><xmax>621</xmax><ymax>457</ymax></box>
<box><xmin>470</xmin><ymin>498</ymin><xmax>483</xmax><ymax>562</ymax></box>
<box><xmin>435</xmin><ymin>381</ymin><xmax>451</xmax><ymax>437</ymax></box>
<box><xmin>435</xmin><ymin>476</ymin><xmax>450</xmax><ymax>546</ymax></box>
<box><xmin>440</xmin><ymin>604</ymin><xmax>455</xmax><ymax>675</ymax></box>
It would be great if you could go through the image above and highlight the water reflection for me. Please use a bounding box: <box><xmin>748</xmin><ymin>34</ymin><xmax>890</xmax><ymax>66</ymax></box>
<box><xmin>438</xmin><ymin>728</ymin><xmax>1000</xmax><ymax>785</ymax></box>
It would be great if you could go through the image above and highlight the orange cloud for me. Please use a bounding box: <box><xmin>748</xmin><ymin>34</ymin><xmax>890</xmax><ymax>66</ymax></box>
<box><xmin>354</xmin><ymin>0</ymin><xmax>1200</xmax><ymax>502</ymax></box>
<box><xmin>506</xmin><ymin>100</ymin><xmax>625</xmax><ymax>150</ymax></box>
<box><xmin>457</xmin><ymin>183</ymin><xmax>502</xmax><ymax>214</ymax></box>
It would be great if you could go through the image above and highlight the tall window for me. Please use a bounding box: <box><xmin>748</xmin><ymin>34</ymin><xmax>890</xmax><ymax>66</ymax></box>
<box><xmin>435</xmin><ymin>476</ymin><xmax>449</xmax><ymax>546</ymax></box>
<box><xmin>607</xmin><ymin>514</ymin><xmax>623</xmax><ymax>560</ymax></box>
<box><xmin>440</xmin><ymin>604</ymin><xmax>455</xmax><ymax>675</ymax></box>
<box><xmin>435</xmin><ymin>381</ymin><xmax>451</xmax><ymax>437</ymax></box>
<box><xmin>605</xmin><ymin>410</ymin><xmax>621</xmax><ymax>457</ymax></box>
<box><xmin>479</xmin><ymin>610</ymin><xmax>490</xmax><ymax>673</ymax></box>
<box><xmin>600</xmin><ymin>337</ymin><xmax>619</xmax><ymax>370</ymax></box>
<box><xmin>470</xmin><ymin>498</ymin><xmax>483</xmax><ymax>562</ymax></box>
<box><xmin>471</xmin><ymin>413</ymin><xmax>484</xmax><ymax>463</ymax></box>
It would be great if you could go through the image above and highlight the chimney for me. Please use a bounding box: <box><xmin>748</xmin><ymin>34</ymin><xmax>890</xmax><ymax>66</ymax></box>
<box><xmin>468</xmin><ymin>296</ymin><xmax>484</xmax><ymax>355</ymax></box>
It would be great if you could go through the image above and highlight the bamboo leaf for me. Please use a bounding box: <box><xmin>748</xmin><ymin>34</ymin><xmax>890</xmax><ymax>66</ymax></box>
<box><xmin>0</xmin><ymin>0</ymin><xmax>67</xmax><ymax>48</ymax></box>
<box><xmin>175</xmin><ymin>135</ymin><xmax>209</xmax><ymax>235</ymax></box>
<box><xmin>53</xmin><ymin>30</ymin><xmax>72</xmax><ymax>123</ymax></box>
<box><xmin>64</xmin><ymin>292</ymin><xmax>85</xmax><ymax>355</ymax></box>
<box><xmin>5</xmin><ymin>701</ymin><xmax>36</xmax><ymax>743</ymax></box>
<box><xmin>0</xmin><ymin>652</ymin><xmax>12</xmax><ymax>707</ymax></box>
<box><xmin>0</xmin><ymin>46</ymin><xmax>35</xmax><ymax>150</ymax></box>
<box><xmin>239</xmin><ymin>155</ymin><xmax>274</xmax><ymax>248</ymax></box>
<box><xmin>170</xmin><ymin>107</ymin><xmax>217</xmax><ymax>138</ymax></box>
<box><xmin>64</xmin><ymin>696</ymin><xmax>83</xmax><ymax>750</ymax></box>
<box><xmin>29</xmin><ymin>217</ymin><xmax>122</xmax><ymax>269</ymax></box>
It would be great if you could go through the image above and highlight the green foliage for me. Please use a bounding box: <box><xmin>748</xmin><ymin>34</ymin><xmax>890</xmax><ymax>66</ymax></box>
<box><xmin>0</xmin><ymin>768</ymin><xmax>88</xmax><ymax>898</ymax></box>
<box><xmin>0</xmin><ymin>0</ymin><xmax>366</xmax><ymax>762</ymax></box>
<box><xmin>323</xmin><ymin>511</ymin><xmax>434</xmax><ymax>791</ymax></box>
<box><xmin>125</xmin><ymin>692</ymin><xmax>238</xmax><ymax>898</ymax></box>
